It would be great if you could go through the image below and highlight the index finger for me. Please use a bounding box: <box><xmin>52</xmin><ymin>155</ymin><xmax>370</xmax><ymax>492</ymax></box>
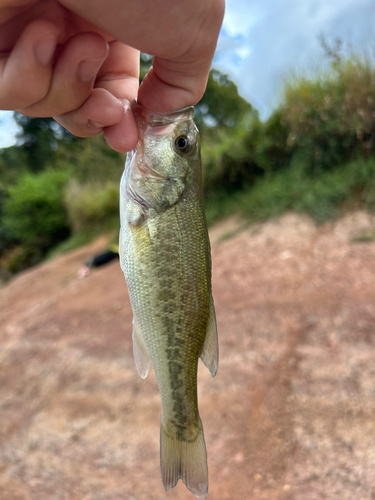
<box><xmin>97</xmin><ymin>40</ymin><xmax>140</xmax><ymax>151</ymax></box>
<box><xmin>55</xmin><ymin>40</ymin><xmax>140</xmax><ymax>152</ymax></box>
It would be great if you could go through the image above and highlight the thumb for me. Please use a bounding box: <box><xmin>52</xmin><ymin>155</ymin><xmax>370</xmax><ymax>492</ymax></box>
<box><xmin>137</xmin><ymin>55</ymin><xmax>209</xmax><ymax>112</ymax></box>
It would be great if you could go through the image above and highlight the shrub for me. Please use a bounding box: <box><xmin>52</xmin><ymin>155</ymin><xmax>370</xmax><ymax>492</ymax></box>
<box><xmin>64</xmin><ymin>180</ymin><xmax>119</xmax><ymax>233</ymax></box>
<box><xmin>279</xmin><ymin>50</ymin><xmax>375</xmax><ymax>175</ymax></box>
<box><xmin>236</xmin><ymin>157</ymin><xmax>375</xmax><ymax>223</ymax></box>
<box><xmin>201</xmin><ymin>119</ymin><xmax>263</xmax><ymax>195</ymax></box>
<box><xmin>2</xmin><ymin>169</ymin><xmax>70</xmax><ymax>250</ymax></box>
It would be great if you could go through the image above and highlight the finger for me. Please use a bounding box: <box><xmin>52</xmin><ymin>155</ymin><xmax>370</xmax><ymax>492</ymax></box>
<box><xmin>54</xmin><ymin>87</ymin><xmax>124</xmax><ymax>137</ymax></box>
<box><xmin>136</xmin><ymin>0</ymin><xmax>225</xmax><ymax>112</ymax></box>
<box><xmin>137</xmin><ymin>22</ymin><xmax>221</xmax><ymax>113</ymax></box>
<box><xmin>17</xmin><ymin>31</ymin><xmax>109</xmax><ymax>117</ymax></box>
<box><xmin>0</xmin><ymin>18</ymin><xmax>59</xmax><ymax>109</ymax></box>
<box><xmin>55</xmin><ymin>89</ymin><xmax>138</xmax><ymax>152</ymax></box>
<box><xmin>97</xmin><ymin>41</ymin><xmax>139</xmax><ymax>152</ymax></box>
<box><xmin>103</xmin><ymin>100</ymin><xmax>138</xmax><ymax>152</ymax></box>
<box><xmin>0</xmin><ymin>0</ymin><xmax>39</xmax><ymax>25</ymax></box>
<box><xmin>61</xmin><ymin>0</ymin><xmax>224</xmax><ymax>112</ymax></box>
<box><xmin>137</xmin><ymin>58</ymin><xmax>208</xmax><ymax>112</ymax></box>
<box><xmin>96</xmin><ymin>41</ymin><xmax>139</xmax><ymax>99</ymax></box>
<box><xmin>54</xmin><ymin>41</ymin><xmax>139</xmax><ymax>152</ymax></box>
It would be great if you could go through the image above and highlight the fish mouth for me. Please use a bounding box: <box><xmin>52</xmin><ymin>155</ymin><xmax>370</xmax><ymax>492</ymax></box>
<box><xmin>131</xmin><ymin>99</ymin><xmax>194</xmax><ymax>129</ymax></box>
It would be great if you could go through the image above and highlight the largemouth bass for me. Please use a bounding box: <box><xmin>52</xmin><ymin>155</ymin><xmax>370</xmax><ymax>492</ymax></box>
<box><xmin>119</xmin><ymin>101</ymin><xmax>218</xmax><ymax>499</ymax></box>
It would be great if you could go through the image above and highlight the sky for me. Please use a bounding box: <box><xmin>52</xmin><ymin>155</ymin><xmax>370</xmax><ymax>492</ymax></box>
<box><xmin>1</xmin><ymin>0</ymin><xmax>375</xmax><ymax>148</ymax></box>
<box><xmin>215</xmin><ymin>0</ymin><xmax>375</xmax><ymax>116</ymax></box>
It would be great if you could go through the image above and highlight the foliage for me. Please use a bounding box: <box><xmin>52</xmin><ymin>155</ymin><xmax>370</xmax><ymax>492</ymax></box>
<box><xmin>195</xmin><ymin>70</ymin><xmax>253</xmax><ymax>132</ymax></box>
<box><xmin>201</xmin><ymin>123</ymin><xmax>260</xmax><ymax>194</ymax></box>
<box><xmin>198</xmin><ymin>70</ymin><xmax>259</xmax><ymax>193</ymax></box>
<box><xmin>0</xmin><ymin>144</ymin><xmax>29</xmax><ymax>186</ymax></box>
<box><xmin>278</xmin><ymin>41</ymin><xmax>375</xmax><ymax>175</ymax></box>
<box><xmin>14</xmin><ymin>114</ymin><xmax>77</xmax><ymax>173</ymax></box>
<box><xmin>63</xmin><ymin>180</ymin><xmax>119</xmax><ymax>233</ymax></box>
<box><xmin>210</xmin><ymin>157</ymin><xmax>375</xmax><ymax>224</ymax></box>
<box><xmin>2</xmin><ymin>169</ymin><xmax>71</xmax><ymax>249</ymax></box>
<box><xmin>56</xmin><ymin>133</ymin><xmax>125</xmax><ymax>184</ymax></box>
<box><xmin>250</xmin><ymin>110</ymin><xmax>291</xmax><ymax>174</ymax></box>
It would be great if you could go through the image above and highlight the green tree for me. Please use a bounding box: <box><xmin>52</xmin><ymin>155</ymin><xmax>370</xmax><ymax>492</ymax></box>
<box><xmin>13</xmin><ymin>114</ymin><xmax>78</xmax><ymax>173</ymax></box>
<box><xmin>195</xmin><ymin>69</ymin><xmax>253</xmax><ymax>132</ymax></box>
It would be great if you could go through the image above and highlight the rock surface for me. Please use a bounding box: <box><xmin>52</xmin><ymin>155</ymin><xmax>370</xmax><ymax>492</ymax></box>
<box><xmin>1</xmin><ymin>212</ymin><xmax>375</xmax><ymax>500</ymax></box>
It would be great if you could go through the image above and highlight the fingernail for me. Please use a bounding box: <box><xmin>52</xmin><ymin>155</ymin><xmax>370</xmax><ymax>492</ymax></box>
<box><xmin>78</xmin><ymin>59</ymin><xmax>104</xmax><ymax>82</ymax></box>
<box><xmin>34</xmin><ymin>37</ymin><xmax>57</xmax><ymax>65</ymax></box>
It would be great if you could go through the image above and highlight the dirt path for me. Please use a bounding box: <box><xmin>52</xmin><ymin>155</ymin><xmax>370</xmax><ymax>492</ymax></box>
<box><xmin>0</xmin><ymin>212</ymin><xmax>375</xmax><ymax>500</ymax></box>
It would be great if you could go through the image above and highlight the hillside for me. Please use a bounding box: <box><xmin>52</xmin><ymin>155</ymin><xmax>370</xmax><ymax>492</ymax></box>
<box><xmin>0</xmin><ymin>212</ymin><xmax>375</xmax><ymax>500</ymax></box>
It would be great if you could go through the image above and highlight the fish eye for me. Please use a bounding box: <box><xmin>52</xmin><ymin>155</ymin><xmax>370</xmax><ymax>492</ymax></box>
<box><xmin>174</xmin><ymin>135</ymin><xmax>191</xmax><ymax>154</ymax></box>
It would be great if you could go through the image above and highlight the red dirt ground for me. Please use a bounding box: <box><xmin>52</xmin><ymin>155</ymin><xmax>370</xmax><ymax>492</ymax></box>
<box><xmin>0</xmin><ymin>211</ymin><xmax>375</xmax><ymax>500</ymax></box>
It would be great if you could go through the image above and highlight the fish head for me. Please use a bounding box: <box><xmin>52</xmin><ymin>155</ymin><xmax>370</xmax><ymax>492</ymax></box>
<box><xmin>132</xmin><ymin>100</ymin><xmax>199</xmax><ymax>179</ymax></box>
<box><xmin>124</xmin><ymin>101</ymin><xmax>201</xmax><ymax>214</ymax></box>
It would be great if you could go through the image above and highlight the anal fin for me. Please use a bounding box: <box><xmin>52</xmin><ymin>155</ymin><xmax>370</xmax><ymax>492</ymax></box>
<box><xmin>132</xmin><ymin>319</ymin><xmax>151</xmax><ymax>378</ymax></box>
<box><xmin>200</xmin><ymin>297</ymin><xmax>219</xmax><ymax>377</ymax></box>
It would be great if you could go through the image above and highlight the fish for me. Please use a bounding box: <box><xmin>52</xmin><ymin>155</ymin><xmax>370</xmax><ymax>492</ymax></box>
<box><xmin>119</xmin><ymin>100</ymin><xmax>218</xmax><ymax>499</ymax></box>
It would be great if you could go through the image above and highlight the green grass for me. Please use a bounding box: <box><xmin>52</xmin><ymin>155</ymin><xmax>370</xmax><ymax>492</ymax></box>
<box><xmin>204</xmin><ymin>157</ymin><xmax>375</xmax><ymax>225</ymax></box>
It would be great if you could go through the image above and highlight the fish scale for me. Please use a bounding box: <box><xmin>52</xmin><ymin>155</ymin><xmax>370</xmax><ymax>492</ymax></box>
<box><xmin>119</xmin><ymin>101</ymin><xmax>218</xmax><ymax>499</ymax></box>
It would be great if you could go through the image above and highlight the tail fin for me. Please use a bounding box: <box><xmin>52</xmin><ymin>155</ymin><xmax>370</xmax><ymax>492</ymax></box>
<box><xmin>160</xmin><ymin>418</ymin><xmax>208</xmax><ymax>499</ymax></box>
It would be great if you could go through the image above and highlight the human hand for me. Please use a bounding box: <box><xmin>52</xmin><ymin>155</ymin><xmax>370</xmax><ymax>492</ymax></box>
<box><xmin>0</xmin><ymin>0</ymin><xmax>224</xmax><ymax>152</ymax></box>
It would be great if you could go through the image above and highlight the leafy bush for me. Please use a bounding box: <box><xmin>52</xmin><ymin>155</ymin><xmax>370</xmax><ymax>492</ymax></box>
<box><xmin>2</xmin><ymin>169</ymin><xmax>70</xmax><ymax>250</ymax></box>
<box><xmin>235</xmin><ymin>157</ymin><xmax>375</xmax><ymax>223</ymax></box>
<box><xmin>64</xmin><ymin>180</ymin><xmax>119</xmax><ymax>233</ymax></box>
<box><xmin>278</xmin><ymin>47</ymin><xmax>375</xmax><ymax>175</ymax></box>
<box><xmin>195</xmin><ymin>70</ymin><xmax>253</xmax><ymax>130</ymax></box>
<box><xmin>201</xmin><ymin>124</ymin><xmax>261</xmax><ymax>194</ymax></box>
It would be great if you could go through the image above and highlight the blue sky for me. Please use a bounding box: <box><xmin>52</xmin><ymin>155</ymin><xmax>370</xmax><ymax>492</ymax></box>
<box><xmin>1</xmin><ymin>0</ymin><xmax>375</xmax><ymax>148</ymax></box>
<box><xmin>215</xmin><ymin>0</ymin><xmax>375</xmax><ymax>116</ymax></box>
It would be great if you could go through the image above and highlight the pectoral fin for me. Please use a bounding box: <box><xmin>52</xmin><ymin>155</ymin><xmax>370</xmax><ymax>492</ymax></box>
<box><xmin>200</xmin><ymin>297</ymin><xmax>219</xmax><ymax>377</ymax></box>
<box><xmin>132</xmin><ymin>319</ymin><xmax>151</xmax><ymax>378</ymax></box>
<box><xmin>127</xmin><ymin>198</ymin><xmax>144</xmax><ymax>226</ymax></box>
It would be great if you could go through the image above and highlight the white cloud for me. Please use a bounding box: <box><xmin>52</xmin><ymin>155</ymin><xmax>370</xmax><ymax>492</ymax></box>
<box><xmin>222</xmin><ymin>0</ymin><xmax>261</xmax><ymax>38</ymax></box>
<box><xmin>215</xmin><ymin>0</ymin><xmax>375</xmax><ymax>117</ymax></box>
